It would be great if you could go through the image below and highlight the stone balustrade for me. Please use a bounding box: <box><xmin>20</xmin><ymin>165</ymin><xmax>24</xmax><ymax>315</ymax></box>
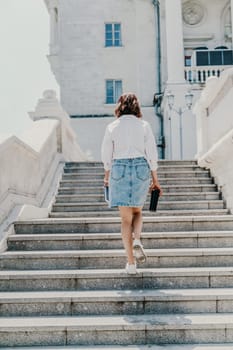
<box><xmin>184</xmin><ymin>65</ymin><xmax>232</xmax><ymax>84</ymax></box>
<box><xmin>0</xmin><ymin>90</ymin><xmax>87</xmax><ymax>241</ymax></box>
<box><xmin>194</xmin><ymin>68</ymin><xmax>233</xmax><ymax>213</ymax></box>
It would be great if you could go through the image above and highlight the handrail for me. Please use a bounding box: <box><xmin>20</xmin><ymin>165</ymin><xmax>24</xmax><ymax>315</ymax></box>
<box><xmin>0</xmin><ymin>90</ymin><xmax>87</xmax><ymax>235</ymax></box>
<box><xmin>194</xmin><ymin>68</ymin><xmax>233</xmax><ymax>213</ymax></box>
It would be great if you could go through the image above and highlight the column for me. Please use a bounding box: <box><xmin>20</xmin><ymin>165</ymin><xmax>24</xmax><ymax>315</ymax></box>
<box><xmin>165</xmin><ymin>0</ymin><xmax>185</xmax><ymax>84</ymax></box>
<box><xmin>231</xmin><ymin>0</ymin><xmax>233</xmax><ymax>49</ymax></box>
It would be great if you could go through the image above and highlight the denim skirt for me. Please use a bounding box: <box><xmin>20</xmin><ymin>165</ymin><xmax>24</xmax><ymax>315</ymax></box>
<box><xmin>109</xmin><ymin>157</ymin><xmax>150</xmax><ymax>208</ymax></box>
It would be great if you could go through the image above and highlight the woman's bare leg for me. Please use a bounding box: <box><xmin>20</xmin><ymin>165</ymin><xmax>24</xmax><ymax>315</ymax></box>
<box><xmin>132</xmin><ymin>207</ymin><xmax>147</xmax><ymax>263</ymax></box>
<box><xmin>119</xmin><ymin>206</ymin><xmax>135</xmax><ymax>264</ymax></box>
<box><xmin>132</xmin><ymin>207</ymin><xmax>143</xmax><ymax>240</ymax></box>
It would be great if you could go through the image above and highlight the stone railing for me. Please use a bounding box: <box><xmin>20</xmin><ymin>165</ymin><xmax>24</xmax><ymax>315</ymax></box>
<box><xmin>184</xmin><ymin>65</ymin><xmax>232</xmax><ymax>84</ymax></box>
<box><xmin>194</xmin><ymin>68</ymin><xmax>233</xmax><ymax>213</ymax></box>
<box><xmin>0</xmin><ymin>90</ymin><xmax>87</xmax><ymax>244</ymax></box>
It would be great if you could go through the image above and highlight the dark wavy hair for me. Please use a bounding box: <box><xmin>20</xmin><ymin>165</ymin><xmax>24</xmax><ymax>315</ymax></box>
<box><xmin>115</xmin><ymin>93</ymin><xmax>142</xmax><ymax>118</ymax></box>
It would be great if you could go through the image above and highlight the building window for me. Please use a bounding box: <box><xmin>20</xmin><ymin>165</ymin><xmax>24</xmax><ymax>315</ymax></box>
<box><xmin>105</xmin><ymin>23</ymin><xmax>122</xmax><ymax>47</ymax></box>
<box><xmin>195</xmin><ymin>49</ymin><xmax>233</xmax><ymax>66</ymax></box>
<box><xmin>106</xmin><ymin>80</ymin><xmax>122</xmax><ymax>104</ymax></box>
<box><xmin>185</xmin><ymin>56</ymin><xmax>192</xmax><ymax>67</ymax></box>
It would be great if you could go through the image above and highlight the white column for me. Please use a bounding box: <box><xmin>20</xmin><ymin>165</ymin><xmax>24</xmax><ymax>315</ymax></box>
<box><xmin>231</xmin><ymin>0</ymin><xmax>233</xmax><ymax>49</ymax></box>
<box><xmin>165</xmin><ymin>0</ymin><xmax>185</xmax><ymax>84</ymax></box>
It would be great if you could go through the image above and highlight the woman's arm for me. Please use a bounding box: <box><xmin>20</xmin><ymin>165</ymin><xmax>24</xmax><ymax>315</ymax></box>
<box><xmin>150</xmin><ymin>170</ymin><xmax>163</xmax><ymax>196</ymax></box>
<box><xmin>101</xmin><ymin>126</ymin><xmax>113</xmax><ymax>186</ymax></box>
<box><xmin>145</xmin><ymin>123</ymin><xmax>163</xmax><ymax>195</ymax></box>
<box><xmin>104</xmin><ymin>170</ymin><xmax>110</xmax><ymax>187</ymax></box>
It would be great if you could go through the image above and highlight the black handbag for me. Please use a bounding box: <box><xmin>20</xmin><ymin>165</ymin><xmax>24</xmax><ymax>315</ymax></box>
<box><xmin>149</xmin><ymin>189</ymin><xmax>160</xmax><ymax>211</ymax></box>
<box><xmin>104</xmin><ymin>186</ymin><xmax>109</xmax><ymax>203</ymax></box>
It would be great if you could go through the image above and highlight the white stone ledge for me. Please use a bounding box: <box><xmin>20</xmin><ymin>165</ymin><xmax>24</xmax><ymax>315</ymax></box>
<box><xmin>198</xmin><ymin>128</ymin><xmax>233</xmax><ymax>213</ymax></box>
<box><xmin>0</xmin><ymin>90</ymin><xmax>87</xmax><ymax>246</ymax></box>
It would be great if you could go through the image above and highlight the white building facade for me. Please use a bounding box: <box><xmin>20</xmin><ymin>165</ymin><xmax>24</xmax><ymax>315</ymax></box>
<box><xmin>44</xmin><ymin>0</ymin><xmax>233</xmax><ymax>160</ymax></box>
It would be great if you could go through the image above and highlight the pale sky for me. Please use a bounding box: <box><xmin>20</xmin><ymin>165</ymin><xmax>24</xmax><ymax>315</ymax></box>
<box><xmin>0</xmin><ymin>0</ymin><xmax>59</xmax><ymax>137</ymax></box>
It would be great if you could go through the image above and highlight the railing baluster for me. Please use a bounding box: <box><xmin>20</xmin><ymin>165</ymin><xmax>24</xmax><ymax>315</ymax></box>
<box><xmin>184</xmin><ymin>65</ymin><xmax>231</xmax><ymax>84</ymax></box>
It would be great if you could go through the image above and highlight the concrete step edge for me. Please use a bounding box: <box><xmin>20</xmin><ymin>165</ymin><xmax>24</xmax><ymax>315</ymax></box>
<box><xmin>1</xmin><ymin>313</ymin><xmax>233</xmax><ymax>331</ymax></box>
<box><xmin>1</xmin><ymin>288</ymin><xmax>233</xmax><ymax>303</ymax></box>
<box><xmin>56</xmin><ymin>192</ymin><xmax>221</xmax><ymax>197</ymax></box>
<box><xmin>0</xmin><ymin>345</ymin><xmax>232</xmax><ymax>350</ymax></box>
<box><xmin>53</xmin><ymin>200</ymin><xmax>224</xmax><ymax>206</ymax></box>
<box><xmin>1</xmin><ymin>266</ymin><xmax>233</xmax><ymax>279</ymax></box>
<box><xmin>60</xmin><ymin>178</ymin><xmax>213</xmax><ymax>182</ymax></box>
<box><xmin>63</xmin><ymin>167</ymin><xmax>210</xmax><ymax>176</ymax></box>
<box><xmin>4</xmin><ymin>247</ymin><xmax>233</xmax><ymax>258</ymax></box>
<box><xmin>9</xmin><ymin>230</ymin><xmax>233</xmax><ymax>240</ymax></box>
<box><xmin>4</xmin><ymin>247</ymin><xmax>233</xmax><ymax>261</ymax></box>
<box><xmin>59</xmin><ymin>183</ymin><xmax>217</xmax><ymax>188</ymax></box>
<box><xmin>14</xmin><ymin>214</ymin><xmax>233</xmax><ymax>225</ymax></box>
<box><xmin>50</xmin><ymin>209</ymin><xmax>229</xmax><ymax>216</ymax></box>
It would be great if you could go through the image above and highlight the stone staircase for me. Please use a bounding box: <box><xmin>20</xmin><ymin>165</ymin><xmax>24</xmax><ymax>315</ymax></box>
<box><xmin>1</xmin><ymin>160</ymin><xmax>233</xmax><ymax>348</ymax></box>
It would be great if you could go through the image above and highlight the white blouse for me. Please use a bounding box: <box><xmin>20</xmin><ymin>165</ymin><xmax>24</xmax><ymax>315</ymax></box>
<box><xmin>101</xmin><ymin>115</ymin><xmax>158</xmax><ymax>171</ymax></box>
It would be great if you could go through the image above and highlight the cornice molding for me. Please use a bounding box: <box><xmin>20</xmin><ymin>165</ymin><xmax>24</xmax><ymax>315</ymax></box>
<box><xmin>184</xmin><ymin>34</ymin><xmax>214</xmax><ymax>41</ymax></box>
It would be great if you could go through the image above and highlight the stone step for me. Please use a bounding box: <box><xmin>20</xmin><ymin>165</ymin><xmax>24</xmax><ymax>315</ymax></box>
<box><xmin>58</xmin><ymin>183</ymin><xmax>217</xmax><ymax>196</ymax></box>
<box><xmin>2</xmin><ymin>343</ymin><xmax>233</xmax><ymax>350</ymax></box>
<box><xmin>64</xmin><ymin>165</ymin><xmax>203</xmax><ymax>173</ymax></box>
<box><xmin>14</xmin><ymin>215</ymin><xmax>233</xmax><ymax>234</ymax></box>
<box><xmin>1</xmin><ymin>266</ymin><xmax>233</xmax><ymax>291</ymax></box>
<box><xmin>3</xmin><ymin>247</ymin><xmax>233</xmax><ymax>270</ymax></box>
<box><xmin>65</xmin><ymin>161</ymin><xmax>104</xmax><ymax>167</ymax></box>
<box><xmin>7</xmin><ymin>231</ymin><xmax>233</xmax><ymax>251</ymax></box>
<box><xmin>61</xmin><ymin>175</ymin><xmax>212</xmax><ymax>184</ymax></box>
<box><xmin>55</xmin><ymin>192</ymin><xmax>221</xmax><ymax>202</ymax></box>
<box><xmin>64</xmin><ymin>167</ymin><xmax>104</xmax><ymax>174</ymax></box>
<box><xmin>62</xmin><ymin>170</ymin><xmax>210</xmax><ymax>181</ymax></box>
<box><xmin>65</xmin><ymin>160</ymin><xmax>198</xmax><ymax>167</ymax></box>
<box><xmin>50</xmin><ymin>209</ymin><xmax>229</xmax><ymax>218</ymax></box>
<box><xmin>1</xmin><ymin>288</ymin><xmax>233</xmax><ymax>317</ymax></box>
<box><xmin>1</xmin><ymin>314</ymin><xmax>233</xmax><ymax>346</ymax></box>
<box><xmin>52</xmin><ymin>200</ymin><xmax>225</xmax><ymax>212</ymax></box>
<box><xmin>1</xmin><ymin>345</ymin><xmax>233</xmax><ymax>350</ymax></box>
<box><xmin>62</xmin><ymin>171</ymin><xmax>211</xmax><ymax>178</ymax></box>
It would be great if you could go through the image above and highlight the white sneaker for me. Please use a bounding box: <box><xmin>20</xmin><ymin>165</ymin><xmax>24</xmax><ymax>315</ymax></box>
<box><xmin>125</xmin><ymin>262</ymin><xmax>137</xmax><ymax>275</ymax></box>
<box><xmin>133</xmin><ymin>239</ymin><xmax>147</xmax><ymax>263</ymax></box>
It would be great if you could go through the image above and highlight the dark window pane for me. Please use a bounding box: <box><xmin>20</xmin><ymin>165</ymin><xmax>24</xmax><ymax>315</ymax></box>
<box><xmin>105</xmin><ymin>23</ymin><xmax>113</xmax><ymax>46</ymax></box>
<box><xmin>106</xmin><ymin>39</ymin><xmax>113</xmax><ymax>47</ymax></box>
<box><xmin>106</xmin><ymin>96</ymin><xmax>114</xmax><ymax>104</ymax></box>
<box><xmin>114</xmin><ymin>39</ymin><xmax>121</xmax><ymax>46</ymax></box>
<box><xmin>106</xmin><ymin>81</ymin><xmax>114</xmax><ymax>104</ymax></box>
<box><xmin>106</xmin><ymin>80</ymin><xmax>114</xmax><ymax>92</ymax></box>
<box><xmin>223</xmin><ymin>51</ymin><xmax>233</xmax><ymax>65</ymax></box>
<box><xmin>114</xmin><ymin>32</ymin><xmax>120</xmax><ymax>40</ymax></box>
<box><xmin>106</xmin><ymin>32</ymin><xmax>112</xmax><ymax>40</ymax></box>
<box><xmin>105</xmin><ymin>24</ymin><xmax>112</xmax><ymax>32</ymax></box>
<box><xmin>210</xmin><ymin>51</ymin><xmax>222</xmax><ymax>65</ymax></box>
<box><xmin>185</xmin><ymin>56</ymin><xmax>191</xmax><ymax>67</ymax></box>
<box><xmin>115</xmin><ymin>80</ymin><xmax>122</xmax><ymax>102</ymax></box>
<box><xmin>114</xmin><ymin>23</ymin><xmax>121</xmax><ymax>31</ymax></box>
<box><xmin>196</xmin><ymin>51</ymin><xmax>209</xmax><ymax>66</ymax></box>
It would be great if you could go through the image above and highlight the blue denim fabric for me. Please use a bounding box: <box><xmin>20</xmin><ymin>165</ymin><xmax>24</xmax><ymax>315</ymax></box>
<box><xmin>109</xmin><ymin>157</ymin><xmax>150</xmax><ymax>208</ymax></box>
